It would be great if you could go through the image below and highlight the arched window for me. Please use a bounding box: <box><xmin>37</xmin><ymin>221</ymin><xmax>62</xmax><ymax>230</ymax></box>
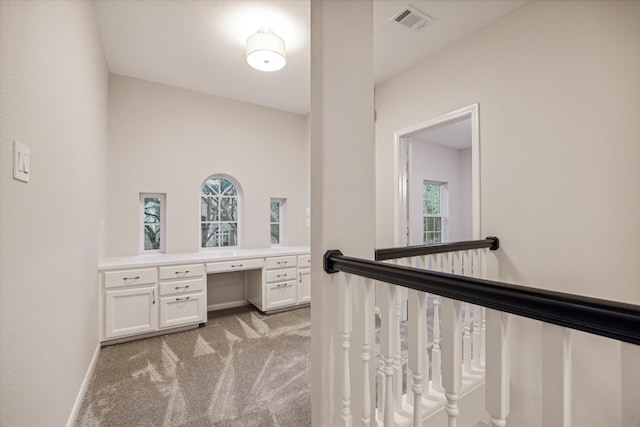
<box><xmin>201</xmin><ymin>175</ymin><xmax>241</xmax><ymax>248</ymax></box>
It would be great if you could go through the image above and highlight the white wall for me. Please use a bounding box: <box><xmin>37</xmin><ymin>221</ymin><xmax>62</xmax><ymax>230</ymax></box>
<box><xmin>408</xmin><ymin>140</ymin><xmax>472</xmax><ymax>244</ymax></box>
<box><xmin>375</xmin><ymin>1</ymin><xmax>640</xmax><ymax>426</ymax></box>
<box><xmin>0</xmin><ymin>1</ymin><xmax>108</xmax><ymax>425</ymax></box>
<box><xmin>108</xmin><ymin>75</ymin><xmax>310</xmax><ymax>256</ymax></box>
<box><xmin>310</xmin><ymin>1</ymin><xmax>375</xmax><ymax>424</ymax></box>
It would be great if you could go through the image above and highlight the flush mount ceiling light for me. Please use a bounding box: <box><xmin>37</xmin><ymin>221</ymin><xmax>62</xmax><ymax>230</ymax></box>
<box><xmin>246</xmin><ymin>27</ymin><xmax>286</xmax><ymax>72</ymax></box>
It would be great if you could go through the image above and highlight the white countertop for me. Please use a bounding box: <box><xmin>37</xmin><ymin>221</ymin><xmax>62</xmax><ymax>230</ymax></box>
<box><xmin>99</xmin><ymin>246</ymin><xmax>310</xmax><ymax>270</ymax></box>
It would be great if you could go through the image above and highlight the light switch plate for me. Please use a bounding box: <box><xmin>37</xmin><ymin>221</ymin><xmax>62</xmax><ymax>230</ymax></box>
<box><xmin>13</xmin><ymin>140</ymin><xmax>30</xmax><ymax>183</ymax></box>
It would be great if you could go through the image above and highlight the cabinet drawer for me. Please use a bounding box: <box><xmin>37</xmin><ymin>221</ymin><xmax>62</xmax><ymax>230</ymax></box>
<box><xmin>159</xmin><ymin>264</ymin><xmax>204</xmax><ymax>280</ymax></box>
<box><xmin>297</xmin><ymin>254</ymin><xmax>311</xmax><ymax>268</ymax></box>
<box><xmin>104</xmin><ymin>268</ymin><xmax>157</xmax><ymax>289</ymax></box>
<box><xmin>160</xmin><ymin>292</ymin><xmax>206</xmax><ymax>328</ymax></box>
<box><xmin>266</xmin><ymin>280</ymin><xmax>296</xmax><ymax>310</ymax></box>
<box><xmin>265</xmin><ymin>256</ymin><xmax>297</xmax><ymax>270</ymax></box>
<box><xmin>206</xmin><ymin>258</ymin><xmax>263</xmax><ymax>273</ymax></box>
<box><xmin>159</xmin><ymin>277</ymin><xmax>205</xmax><ymax>296</ymax></box>
<box><xmin>266</xmin><ymin>268</ymin><xmax>296</xmax><ymax>283</ymax></box>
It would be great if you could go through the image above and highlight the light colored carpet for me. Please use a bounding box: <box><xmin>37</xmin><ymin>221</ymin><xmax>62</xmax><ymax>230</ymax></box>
<box><xmin>75</xmin><ymin>306</ymin><xmax>311</xmax><ymax>427</ymax></box>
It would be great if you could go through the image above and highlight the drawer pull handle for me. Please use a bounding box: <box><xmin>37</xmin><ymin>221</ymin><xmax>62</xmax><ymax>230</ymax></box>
<box><xmin>176</xmin><ymin>296</ymin><xmax>191</xmax><ymax>301</ymax></box>
<box><xmin>277</xmin><ymin>261</ymin><xmax>288</xmax><ymax>265</ymax></box>
<box><xmin>231</xmin><ymin>264</ymin><xmax>243</xmax><ymax>268</ymax></box>
<box><xmin>175</xmin><ymin>285</ymin><xmax>190</xmax><ymax>290</ymax></box>
<box><xmin>175</xmin><ymin>270</ymin><xmax>190</xmax><ymax>275</ymax></box>
<box><xmin>123</xmin><ymin>276</ymin><xmax>140</xmax><ymax>281</ymax></box>
<box><xmin>277</xmin><ymin>274</ymin><xmax>288</xmax><ymax>278</ymax></box>
<box><xmin>152</xmin><ymin>290</ymin><xmax>156</xmax><ymax>304</ymax></box>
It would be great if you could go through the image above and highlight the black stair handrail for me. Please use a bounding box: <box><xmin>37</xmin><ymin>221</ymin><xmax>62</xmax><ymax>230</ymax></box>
<box><xmin>375</xmin><ymin>237</ymin><xmax>499</xmax><ymax>261</ymax></box>
<box><xmin>323</xmin><ymin>250</ymin><xmax>640</xmax><ymax>345</ymax></box>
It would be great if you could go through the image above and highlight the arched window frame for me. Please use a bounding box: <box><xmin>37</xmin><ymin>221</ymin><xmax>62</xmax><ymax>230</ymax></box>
<box><xmin>200</xmin><ymin>174</ymin><xmax>243</xmax><ymax>249</ymax></box>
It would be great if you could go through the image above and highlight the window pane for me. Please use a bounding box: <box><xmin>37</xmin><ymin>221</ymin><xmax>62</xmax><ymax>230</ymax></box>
<box><xmin>217</xmin><ymin>223</ymin><xmax>237</xmax><ymax>247</ymax></box>
<box><xmin>204</xmin><ymin>178</ymin><xmax>221</xmax><ymax>196</ymax></box>
<box><xmin>144</xmin><ymin>198</ymin><xmax>161</xmax><ymax>223</ymax></box>
<box><xmin>271</xmin><ymin>201</ymin><xmax>280</xmax><ymax>223</ymax></box>
<box><xmin>201</xmin><ymin>197</ymin><xmax>219</xmax><ymax>222</ymax></box>
<box><xmin>434</xmin><ymin>231</ymin><xmax>442</xmax><ymax>244</ymax></box>
<box><xmin>220</xmin><ymin>197</ymin><xmax>237</xmax><ymax>221</ymax></box>
<box><xmin>201</xmin><ymin>176</ymin><xmax>240</xmax><ymax>248</ymax></box>
<box><xmin>201</xmin><ymin>224</ymin><xmax>219</xmax><ymax>247</ymax></box>
<box><xmin>144</xmin><ymin>224</ymin><xmax>161</xmax><ymax>250</ymax></box>
<box><xmin>425</xmin><ymin>184</ymin><xmax>440</xmax><ymax>215</ymax></box>
<box><xmin>434</xmin><ymin>217</ymin><xmax>441</xmax><ymax>232</ymax></box>
<box><xmin>426</xmin><ymin>232</ymin><xmax>435</xmax><ymax>244</ymax></box>
<box><xmin>426</xmin><ymin>217</ymin><xmax>434</xmax><ymax>231</ymax></box>
<box><xmin>220</xmin><ymin>178</ymin><xmax>237</xmax><ymax>196</ymax></box>
<box><xmin>271</xmin><ymin>224</ymin><xmax>280</xmax><ymax>244</ymax></box>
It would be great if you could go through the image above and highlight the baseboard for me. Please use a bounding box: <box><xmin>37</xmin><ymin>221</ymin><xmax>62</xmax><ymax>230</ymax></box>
<box><xmin>65</xmin><ymin>342</ymin><xmax>100</xmax><ymax>427</ymax></box>
<box><xmin>208</xmin><ymin>300</ymin><xmax>249</xmax><ymax>312</ymax></box>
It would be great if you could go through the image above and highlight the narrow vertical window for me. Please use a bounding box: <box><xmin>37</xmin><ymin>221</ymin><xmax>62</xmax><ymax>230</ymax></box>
<box><xmin>423</xmin><ymin>181</ymin><xmax>446</xmax><ymax>244</ymax></box>
<box><xmin>270</xmin><ymin>198</ymin><xmax>286</xmax><ymax>246</ymax></box>
<box><xmin>201</xmin><ymin>176</ymin><xmax>240</xmax><ymax>248</ymax></box>
<box><xmin>141</xmin><ymin>193</ymin><xmax>165</xmax><ymax>253</ymax></box>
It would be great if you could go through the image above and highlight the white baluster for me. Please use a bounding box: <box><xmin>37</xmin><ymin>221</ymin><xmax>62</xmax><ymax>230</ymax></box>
<box><xmin>408</xmin><ymin>289</ymin><xmax>427</xmax><ymax>427</ymax></box>
<box><xmin>454</xmin><ymin>251</ymin><xmax>472</xmax><ymax>374</ymax></box>
<box><xmin>417</xmin><ymin>255</ymin><xmax>431</xmax><ymax>398</ymax></box>
<box><xmin>432</xmin><ymin>295</ymin><xmax>442</xmax><ymax>393</ymax></box>
<box><xmin>471</xmin><ymin>249</ymin><xmax>481</xmax><ymax>370</ymax></box>
<box><xmin>486</xmin><ymin>309</ymin><xmax>510</xmax><ymax>427</ymax></box>
<box><xmin>361</xmin><ymin>279</ymin><xmax>374</xmax><ymax>426</ymax></box>
<box><xmin>463</xmin><ymin>303</ymin><xmax>473</xmax><ymax>374</ymax></box>
<box><xmin>376</xmin><ymin>357</ymin><xmax>385</xmax><ymax>424</ymax></box>
<box><xmin>481</xmin><ymin>307</ymin><xmax>487</xmax><ymax>367</ymax></box>
<box><xmin>472</xmin><ymin>304</ymin><xmax>482</xmax><ymax>370</ymax></box>
<box><xmin>380</xmin><ymin>283</ymin><xmax>397</xmax><ymax>427</ymax></box>
<box><xmin>342</xmin><ymin>274</ymin><xmax>353</xmax><ymax>426</ymax></box>
<box><xmin>542</xmin><ymin>324</ymin><xmax>571</xmax><ymax>427</ymax></box>
<box><xmin>441</xmin><ymin>297</ymin><xmax>463</xmax><ymax>427</ymax></box>
<box><xmin>475</xmin><ymin>249</ymin><xmax>487</xmax><ymax>367</ymax></box>
<box><xmin>342</xmin><ymin>277</ymin><xmax>353</xmax><ymax>426</ymax></box>
<box><xmin>443</xmin><ymin>252</ymin><xmax>453</xmax><ymax>274</ymax></box>
<box><xmin>394</xmin><ymin>262</ymin><xmax>403</xmax><ymax>409</ymax></box>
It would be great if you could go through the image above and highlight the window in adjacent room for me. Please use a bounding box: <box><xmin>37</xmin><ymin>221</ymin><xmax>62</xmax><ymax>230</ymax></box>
<box><xmin>423</xmin><ymin>181</ymin><xmax>447</xmax><ymax>244</ymax></box>
<box><xmin>201</xmin><ymin>175</ymin><xmax>241</xmax><ymax>248</ymax></box>
<box><xmin>270</xmin><ymin>198</ymin><xmax>287</xmax><ymax>246</ymax></box>
<box><xmin>140</xmin><ymin>193</ymin><xmax>166</xmax><ymax>253</ymax></box>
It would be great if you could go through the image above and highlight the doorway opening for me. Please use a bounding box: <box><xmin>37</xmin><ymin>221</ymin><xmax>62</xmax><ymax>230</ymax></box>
<box><xmin>394</xmin><ymin>104</ymin><xmax>480</xmax><ymax>247</ymax></box>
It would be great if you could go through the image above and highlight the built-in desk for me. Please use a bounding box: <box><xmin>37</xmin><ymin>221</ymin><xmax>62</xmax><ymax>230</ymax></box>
<box><xmin>98</xmin><ymin>246</ymin><xmax>310</xmax><ymax>344</ymax></box>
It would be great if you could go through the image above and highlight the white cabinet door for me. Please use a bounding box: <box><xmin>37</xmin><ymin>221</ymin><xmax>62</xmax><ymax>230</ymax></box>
<box><xmin>160</xmin><ymin>292</ymin><xmax>206</xmax><ymax>329</ymax></box>
<box><xmin>299</xmin><ymin>268</ymin><xmax>311</xmax><ymax>303</ymax></box>
<box><xmin>105</xmin><ymin>286</ymin><xmax>158</xmax><ymax>339</ymax></box>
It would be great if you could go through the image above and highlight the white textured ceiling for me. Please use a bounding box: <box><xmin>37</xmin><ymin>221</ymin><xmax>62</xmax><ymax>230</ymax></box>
<box><xmin>92</xmin><ymin>0</ymin><xmax>527</xmax><ymax>115</ymax></box>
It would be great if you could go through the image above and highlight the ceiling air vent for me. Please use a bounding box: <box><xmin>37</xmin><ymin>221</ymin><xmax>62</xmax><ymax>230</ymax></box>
<box><xmin>390</xmin><ymin>5</ymin><xmax>433</xmax><ymax>32</ymax></box>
